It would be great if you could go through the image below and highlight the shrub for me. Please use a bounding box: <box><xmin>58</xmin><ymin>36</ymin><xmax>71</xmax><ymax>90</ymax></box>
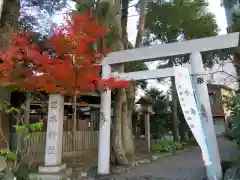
<box><xmin>224</xmin><ymin>131</ymin><xmax>235</xmax><ymax>141</ymax></box>
<box><xmin>231</xmin><ymin>157</ymin><xmax>240</xmax><ymax>166</ymax></box>
<box><xmin>221</xmin><ymin>95</ymin><xmax>240</xmax><ymax>147</ymax></box>
<box><xmin>221</xmin><ymin>157</ymin><xmax>240</xmax><ymax>174</ymax></box>
<box><xmin>152</xmin><ymin>140</ymin><xmax>184</xmax><ymax>153</ymax></box>
<box><xmin>221</xmin><ymin>160</ymin><xmax>233</xmax><ymax>174</ymax></box>
<box><xmin>0</xmin><ymin>101</ymin><xmax>43</xmax><ymax>178</ymax></box>
<box><xmin>175</xmin><ymin>143</ymin><xmax>184</xmax><ymax>150</ymax></box>
<box><xmin>16</xmin><ymin>165</ymin><xmax>38</xmax><ymax>179</ymax></box>
<box><xmin>152</xmin><ymin>140</ymin><xmax>172</xmax><ymax>153</ymax></box>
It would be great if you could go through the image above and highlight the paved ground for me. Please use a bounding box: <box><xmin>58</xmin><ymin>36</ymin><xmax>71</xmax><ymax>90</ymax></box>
<box><xmin>115</xmin><ymin>139</ymin><xmax>240</xmax><ymax>180</ymax></box>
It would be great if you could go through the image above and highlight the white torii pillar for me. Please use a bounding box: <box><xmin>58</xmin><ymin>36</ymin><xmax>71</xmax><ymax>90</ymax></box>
<box><xmin>190</xmin><ymin>52</ymin><xmax>222</xmax><ymax>180</ymax></box>
<box><xmin>97</xmin><ymin>65</ymin><xmax>112</xmax><ymax>175</ymax></box>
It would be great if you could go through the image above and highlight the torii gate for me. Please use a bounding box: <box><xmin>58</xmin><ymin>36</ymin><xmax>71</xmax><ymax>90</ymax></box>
<box><xmin>98</xmin><ymin>32</ymin><xmax>240</xmax><ymax>180</ymax></box>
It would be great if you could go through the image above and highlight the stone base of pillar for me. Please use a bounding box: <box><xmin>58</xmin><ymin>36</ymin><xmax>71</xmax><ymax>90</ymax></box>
<box><xmin>94</xmin><ymin>173</ymin><xmax>112</xmax><ymax>179</ymax></box>
<box><xmin>29</xmin><ymin>164</ymin><xmax>72</xmax><ymax>180</ymax></box>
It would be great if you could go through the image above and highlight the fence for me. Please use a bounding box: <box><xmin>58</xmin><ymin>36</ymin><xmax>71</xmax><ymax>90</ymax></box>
<box><xmin>11</xmin><ymin>130</ymin><xmax>99</xmax><ymax>155</ymax></box>
<box><xmin>11</xmin><ymin>131</ymin><xmax>165</xmax><ymax>156</ymax></box>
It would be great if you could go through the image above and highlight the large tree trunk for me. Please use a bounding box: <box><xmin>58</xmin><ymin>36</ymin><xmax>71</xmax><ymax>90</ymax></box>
<box><xmin>121</xmin><ymin>0</ymin><xmax>129</xmax><ymax>49</ymax></box>
<box><xmin>178</xmin><ymin>105</ymin><xmax>189</xmax><ymax>142</ymax></box>
<box><xmin>0</xmin><ymin>0</ymin><xmax>20</xmax><ymax>149</ymax></box>
<box><xmin>179</xmin><ymin>121</ymin><xmax>189</xmax><ymax>142</ymax></box>
<box><xmin>171</xmin><ymin>77</ymin><xmax>180</xmax><ymax>143</ymax></box>
<box><xmin>105</xmin><ymin>0</ymin><xmax>128</xmax><ymax>165</ymax></box>
<box><xmin>77</xmin><ymin>0</ymin><xmax>129</xmax><ymax>165</ymax></box>
<box><xmin>122</xmin><ymin>87</ymin><xmax>134</xmax><ymax>156</ymax></box>
<box><xmin>20</xmin><ymin>93</ymin><xmax>31</xmax><ymax>151</ymax></box>
<box><xmin>0</xmin><ymin>88</ymin><xmax>10</xmax><ymax>149</ymax></box>
<box><xmin>0</xmin><ymin>0</ymin><xmax>20</xmax><ymax>50</ymax></box>
<box><xmin>135</xmin><ymin>0</ymin><xmax>146</xmax><ymax>48</ymax></box>
<box><xmin>24</xmin><ymin>93</ymin><xmax>30</xmax><ymax>125</ymax></box>
<box><xmin>120</xmin><ymin>0</ymin><xmax>135</xmax><ymax>157</ymax></box>
<box><xmin>122</xmin><ymin>0</ymin><xmax>147</xmax><ymax>156</ymax></box>
<box><xmin>112</xmin><ymin>86</ymin><xmax>128</xmax><ymax>165</ymax></box>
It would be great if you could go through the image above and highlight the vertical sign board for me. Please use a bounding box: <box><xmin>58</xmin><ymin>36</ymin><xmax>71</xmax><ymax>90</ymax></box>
<box><xmin>174</xmin><ymin>66</ymin><xmax>212</xmax><ymax>167</ymax></box>
<box><xmin>44</xmin><ymin>94</ymin><xmax>64</xmax><ymax>166</ymax></box>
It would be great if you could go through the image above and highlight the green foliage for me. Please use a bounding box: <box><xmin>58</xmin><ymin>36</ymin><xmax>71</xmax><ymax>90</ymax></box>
<box><xmin>221</xmin><ymin>94</ymin><xmax>240</xmax><ymax>117</ymax></box>
<box><xmin>221</xmin><ymin>156</ymin><xmax>240</xmax><ymax>174</ymax></box>
<box><xmin>141</xmin><ymin>87</ymin><xmax>171</xmax><ymax>138</ymax></box>
<box><xmin>0</xmin><ymin>149</ymin><xmax>16</xmax><ymax>164</ymax></box>
<box><xmin>175</xmin><ymin>142</ymin><xmax>184</xmax><ymax>150</ymax></box>
<box><xmin>144</xmin><ymin>87</ymin><xmax>166</xmax><ymax>101</ymax></box>
<box><xmin>152</xmin><ymin>140</ymin><xmax>184</xmax><ymax>153</ymax></box>
<box><xmin>125</xmin><ymin>56</ymin><xmax>149</xmax><ymax>90</ymax></box>
<box><xmin>27</xmin><ymin>122</ymin><xmax>44</xmax><ymax>132</ymax></box>
<box><xmin>221</xmin><ymin>160</ymin><xmax>233</xmax><ymax>174</ymax></box>
<box><xmin>230</xmin><ymin>116</ymin><xmax>240</xmax><ymax>147</ymax></box>
<box><xmin>145</xmin><ymin>0</ymin><xmax>218</xmax><ymax>43</ymax></box>
<box><xmin>185</xmin><ymin>137</ymin><xmax>198</xmax><ymax>146</ymax></box>
<box><xmin>231</xmin><ymin>156</ymin><xmax>240</xmax><ymax>165</ymax></box>
<box><xmin>145</xmin><ymin>0</ymin><xmax>228</xmax><ymax>67</ymax></box>
<box><xmin>0</xmin><ymin>121</ymin><xmax>43</xmax><ymax>166</ymax></box>
<box><xmin>13</xmin><ymin>121</ymin><xmax>43</xmax><ymax>134</ymax></box>
<box><xmin>152</xmin><ymin>140</ymin><xmax>173</xmax><ymax>153</ymax></box>
<box><xmin>14</xmin><ymin>164</ymin><xmax>38</xmax><ymax>180</ymax></box>
<box><xmin>0</xmin><ymin>99</ymin><xmax>43</xmax><ymax>177</ymax></box>
<box><xmin>231</xmin><ymin>9</ymin><xmax>240</xmax><ymax>33</ymax></box>
<box><xmin>221</xmin><ymin>94</ymin><xmax>240</xmax><ymax>147</ymax></box>
<box><xmin>150</xmin><ymin>98</ymin><xmax>171</xmax><ymax>138</ymax></box>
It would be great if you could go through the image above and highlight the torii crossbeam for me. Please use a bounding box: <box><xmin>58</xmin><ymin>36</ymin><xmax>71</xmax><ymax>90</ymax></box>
<box><xmin>102</xmin><ymin>32</ymin><xmax>240</xmax><ymax>65</ymax></box>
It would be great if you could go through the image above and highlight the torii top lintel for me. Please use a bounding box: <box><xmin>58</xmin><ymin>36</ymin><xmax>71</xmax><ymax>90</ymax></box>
<box><xmin>102</xmin><ymin>32</ymin><xmax>240</xmax><ymax>65</ymax></box>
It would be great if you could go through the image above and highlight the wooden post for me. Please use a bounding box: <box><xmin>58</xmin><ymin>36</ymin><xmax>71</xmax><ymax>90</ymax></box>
<box><xmin>144</xmin><ymin>112</ymin><xmax>151</xmax><ymax>152</ymax></box>
<box><xmin>98</xmin><ymin>65</ymin><xmax>112</xmax><ymax>175</ymax></box>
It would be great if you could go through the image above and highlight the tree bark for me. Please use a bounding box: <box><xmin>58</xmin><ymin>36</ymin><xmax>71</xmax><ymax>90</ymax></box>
<box><xmin>135</xmin><ymin>0</ymin><xmax>146</xmax><ymax>48</ymax></box>
<box><xmin>179</xmin><ymin>121</ymin><xmax>189</xmax><ymax>142</ymax></box>
<box><xmin>121</xmin><ymin>0</ymin><xmax>129</xmax><ymax>49</ymax></box>
<box><xmin>112</xmin><ymin>86</ymin><xmax>128</xmax><ymax>165</ymax></box>
<box><xmin>171</xmin><ymin>77</ymin><xmax>180</xmax><ymax>143</ymax></box>
<box><xmin>21</xmin><ymin>93</ymin><xmax>30</xmax><ymax>150</ymax></box>
<box><xmin>0</xmin><ymin>88</ymin><xmax>10</xmax><ymax>149</ymax></box>
<box><xmin>0</xmin><ymin>0</ymin><xmax>20</xmax><ymax>50</ymax></box>
<box><xmin>122</xmin><ymin>0</ymin><xmax>147</xmax><ymax>156</ymax></box>
<box><xmin>179</xmin><ymin>110</ymin><xmax>189</xmax><ymax>142</ymax></box>
<box><xmin>0</xmin><ymin>0</ymin><xmax>19</xmax><ymax>149</ymax></box>
<box><xmin>120</xmin><ymin>0</ymin><xmax>135</xmax><ymax>157</ymax></box>
<box><xmin>72</xmin><ymin>94</ymin><xmax>77</xmax><ymax>165</ymax></box>
<box><xmin>101</xmin><ymin>0</ymin><xmax>129</xmax><ymax>165</ymax></box>
<box><xmin>122</xmin><ymin>87</ymin><xmax>135</xmax><ymax>156</ymax></box>
<box><xmin>24</xmin><ymin>93</ymin><xmax>30</xmax><ymax>125</ymax></box>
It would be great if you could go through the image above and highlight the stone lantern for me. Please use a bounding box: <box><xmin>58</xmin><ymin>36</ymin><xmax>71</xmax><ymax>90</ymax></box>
<box><xmin>136</xmin><ymin>97</ymin><xmax>154</xmax><ymax>152</ymax></box>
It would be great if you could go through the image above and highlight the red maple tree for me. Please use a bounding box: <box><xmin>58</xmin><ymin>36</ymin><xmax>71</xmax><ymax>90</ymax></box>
<box><xmin>0</xmin><ymin>11</ymin><xmax>129</xmax><ymax>164</ymax></box>
<box><xmin>0</xmin><ymin>11</ymin><xmax>128</xmax><ymax>94</ymax></box>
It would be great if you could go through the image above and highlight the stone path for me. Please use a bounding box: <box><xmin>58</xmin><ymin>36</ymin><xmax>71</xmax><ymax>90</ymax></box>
<box><xmin>114</xmin><ymin>139</ymin><xmax>240</xmax><ymax>180</ymax></box>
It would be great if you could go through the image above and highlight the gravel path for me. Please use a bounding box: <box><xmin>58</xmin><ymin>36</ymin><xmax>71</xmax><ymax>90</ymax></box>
<box><xmin>114</xmin><ymin>139</ymin><xmax>240</xmax><ymax>180</ymax></box>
